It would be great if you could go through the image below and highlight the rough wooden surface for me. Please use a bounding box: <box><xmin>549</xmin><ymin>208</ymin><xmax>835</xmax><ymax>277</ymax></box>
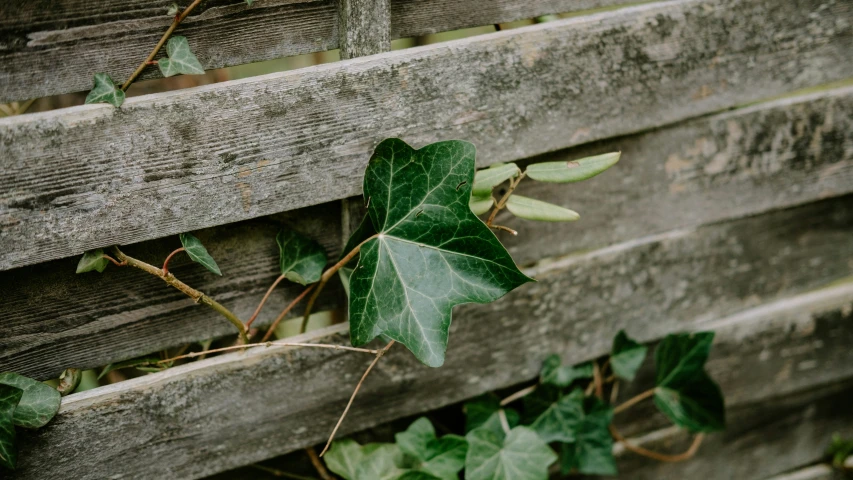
<box><xmin>2</xmin><ymin>0</ymin><xmax>852</xmax><ymax>270</ymax></box>
<box><xmin>10</xmin><ymin>269</ymin><xmax>853</xmax><ymax>479</ymax></box>
<box><xmin>3</xmin><ymin>176</ymin><xmax>851</xmax><ymax>382</ymax></box>
<box><xmin>609</xmin><ymin>382</ymin><xmax>853</xmax><ymax>480</ymax></box>
<box><xmin>765</xmin><ymin>465</ymin><xmax>842</xmax><ymax>480</ymax></box>
<box><xmin>338</xmin><ymin>0</ymin><xmax>390</xmax><ymax>59</ymax></box>
<box><xmin>498</xmin><ymin>86</ymin><xmax>853</xmax><ymax>266</ymax></box>
<box><xmin>0</xmin><ymin>0</ymin><xmax>629</xmax><ymax>103</ymax></box>
<box><xmin>0</xmin><ymin>202</ymin><xmax>344</xmax><ymax>381</ymax></box>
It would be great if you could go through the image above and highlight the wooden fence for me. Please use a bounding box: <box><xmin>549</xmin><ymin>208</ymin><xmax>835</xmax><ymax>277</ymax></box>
<box><xmin>1</xmin><ymin>0</ymin><xmax>852</xmax><ymax>478</ymax></box>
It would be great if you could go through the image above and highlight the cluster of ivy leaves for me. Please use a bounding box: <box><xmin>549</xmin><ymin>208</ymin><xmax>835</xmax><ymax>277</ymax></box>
<box><xmin>0</xmin><ymin>374</ymin><xmax>62</xmax><ymax>470</ymax></box>
<box><xmin>325</xmin><ymin>330</ymin><xmax>725</xmax><ymax>479</ymax></box>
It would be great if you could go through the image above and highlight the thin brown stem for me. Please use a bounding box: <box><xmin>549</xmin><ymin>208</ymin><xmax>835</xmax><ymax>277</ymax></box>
<box><xmin>249</xmin><ymin>464</ymin><xmax>317</xmax><ymax>480</ymax></box>
<box><xmin>319</xmin><ymin>340</ymin><xmax>395</xmax><ymax>457</ymax></box>
<box><xmin>261</xmin><ymin>284</ymin><xmax>316</xmax><ymax>342</ymax></box>
<box><xmin>592</xmin><ymin>360</ymin><xmax>604</xmax><ymax>399</ymax></box>
<box><xmin>500</xmin><ymin>384</ymin><xmax>537</xmax><ymax>406</ymax></box>
<box><xmin>245</xmin><ymin>274</ymin><xmax>286</xmax><ymax>329</ymax></box>
<box><xmin>498</xmin><ymin>409</ymin><xmax>511</xmax><ymax>434</ymax></box>
<box><xmin>120</xmin><ymin>0</ymin><xmax>204</xmax><ymax>91</ymax></box>
<box><xmin>112</xmin><ymin>246</ymin><xmax>249</xmax><ymax>343</ymax></box>
<box><xmin>610</xmin><ymin>380</ymin><xmax>620</xmax><ymax>405</ymax></box>
<box><xmin>610</xmin><ymin>424</ymin><xmax>705</xmax><ymax>462</ymax></box>
<box><xmin>301</xmin><ymin>234</ymin><xmax>379</xmax><ymax>333</ymax></box>
<box><xmin>613</xmin><ymin>388</ymin><xmax>655</xmax><ymax>415</ymax></box>
<box><xmin>305</xmin><ymin>447</ymin><xmax>335</xmax><ymax>480</ymax></box>
<box><xmin>161</xmin><ymin>247</ymin><xmax>185</xmax><ymax>276</ymax></box>
<box><xmin>156</xmin><ymin>341</ymin><xmax>380</xmax><ymax>364</ymax></box>
<box><xmin>486</xmin><ymin>172</ymin><xmax>526</xmax><ymax>227</ymax></box>
<box><xmin>490</xmin><ymin>224</ymin><xmax>518</xmax><ymax>236</ymax></box>
<box><xmin>102</xmin><ymin>255</ymin><xmax>127</xmax><ymax>267</ymax></box>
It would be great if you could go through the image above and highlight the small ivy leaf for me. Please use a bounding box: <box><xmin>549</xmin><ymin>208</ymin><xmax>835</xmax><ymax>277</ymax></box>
<box><xmin>828</xmin><ymin>434</ymin><xmax>853</xmax><ymax>468</ymax></box>
<box><xmin>57</xmin><ymin>368</ymin><xmax>82</xmax><ymax>397</ymax></box>
<box><xmin>76</xmin><ymin>248</ymin><xmax>109</xmax><ymax>274</ymax></box>
<box><xmin>539</xmin><ymin>355</ymin><xmax>593</xmax><ymax>387</ymax></box>
<box><xmin>158</xmin><ymin>36</ymin><xmax>205</xmax><ymax>77</ymax></box>
<box><xmin>324</xmin><ymin>439</ymin><xmax>364</xmax><ymax>479</ymax></box>
<box><xmin>465</xmin><ymin>426</ymin><xmax>557</xmax><ymax>480</ymax></box>
<box><xmin>653</xmin><ymin>332</ymin><xmax>725</xmax><ymax>432</ymax></box>
<box><xmin>167</xmin><ymin>3</ymin><xmax>179</xmax><ymax>15</ymax></box>
<box><xmin>464</xmin><ymin>394</ymin><xmax>519</xmax><ymax>437</ymax></box>
<box><xmin>354</xmin><ymin>443</ymin><xmax>406</xmax><ymax>480</ymax></box>
<box><xmin>396</xmin><ymin>418</ymin><xmax>436</xmax><ymax>459</ymax></box>
<box><xmin>0</xmin><ymin>373</ymin><xmax>61</xmax><ymax>429</ymax></box>
<box><xmin>611</xmin><ymin>330</ymin><xmax>648</xmax><ymax>381</ymax></box>
<box><xmin>97</xmin><ymin>356</ymin><xmax>161</xmax><ymax>380</ymax></box>
<box><xmin>472</xmin><ymin>163</ymin><xmax>520</xmax><ymax>196</ymax></box>
<box><xmin>394</xmin><ymin>418</ymin><xmax>468</xmax><ymax>479</ymax></box>
<box><xmin>276</xmin><ymin>230</ymin><xmax>327</xmax><ymax>285</ymax></box>
<box><xmin>0</xmin><ymin>384</ymin><xmax>23</xmax><ymax>470</ymax></box>
<box><xmin>350</xmin><ymin>139</ymin><xmax>532</xmax><ymax>367</ymax></box>
<box><xmin>469</xmin><ymin>193</ymin><xmax>494</xmax><ymax>216</ymax></box>
<box><xmin>505</xmin><ymin>195</ymin><xmax>579</xmax><ymax>222</ymax></box>
<box><xmin>84</xmin><ymin>73</ymin><xmax>125</xmax><ymax>108</ymax></box>
<box><xmin>525</xmin><ymin>152</ymin><xmax>620</xmax><ymax>183</ymax></box>
<box><xmin>558</xmin><ymin>394</ymin><xmax>617</xmax><ymax>476</ymax></box>
<box><xmin>523</xmin><ymin>386</ymin><xmax>582</xmax><ymax>443</ymax></box>
<box><xmin>179</xmin><ymin>233</ymin><xmax>222</xmax><ymax>276</ymax></box>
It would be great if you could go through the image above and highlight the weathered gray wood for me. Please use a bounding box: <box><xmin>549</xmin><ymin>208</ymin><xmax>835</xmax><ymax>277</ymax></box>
<box><xmin>2</xmin><ymin>0</ymin><xmax>852</xmax><ymax>270</ymax></box>
<box><xmin>0</xmin><ymin>202</ymin><xmax>344</xmax><ymax>381</ymax></box>
<box><xmin>498</xmin><ymin>86</ymin><xmax>853</xmax><ymax>266</ymax></box>
<box><xmin>8</xmin><ymin>216</ymin><xmax>853</xmax><ymax>478</ymax></box>
<box><xmin>0</xmin><ymin>0</ymin><xmax>629</xmax><ymax>103</ymax></box>
<box><xmin>338</xmin><ymin>0</ymin><xmax>390</xmax><ymax>59</ymax></box>
<box><xmin>764</xmin><ymin>465</ymin><xmax>841</xmax><ymax>480</ymax></box>
<box><xmin>609</xmin><ymin>382</ymin><xmax>853</xmax><ymax>480</ymax></box>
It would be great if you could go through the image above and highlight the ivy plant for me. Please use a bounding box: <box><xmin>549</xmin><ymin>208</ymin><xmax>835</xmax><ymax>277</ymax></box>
<box><xmin>0</xmin><ymin>373</ymin><xmax>62</xmax><ymax>470</ymax></box>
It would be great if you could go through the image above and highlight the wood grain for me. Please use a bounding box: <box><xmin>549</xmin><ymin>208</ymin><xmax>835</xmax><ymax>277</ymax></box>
<box><xmin>0</xmin><ymin>0</ymin><xmax>629</xmax><ymax>103</ymax></box>
<box><xmin>338</xmin><ymin>0</ymin><xmax>390</xmax><ymax>59</ymax></box>
<box><xmin>2</xmin><ymin>0</ymin><xmax>852</xmax><ymax>270</ymax></box>
<box><xmin>0</xmin><ymin>202</ymin><xmax>344</xmax><ymax>381</ymax></box>
<box><xmin>10</xmin><ymin>264</ymin><xmax>853</xmax><ymax>480</ymax></box>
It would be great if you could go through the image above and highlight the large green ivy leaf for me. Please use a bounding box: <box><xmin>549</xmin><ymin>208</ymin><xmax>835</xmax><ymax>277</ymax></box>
<box><xmin>558</xmin><ymin>395</ymin><xmax>616</xmax><ymax>476</ymax></box>
<box><xmin>653</xmin><ymin>332</ymin><xmax>725</xmax><ymax>432</ymax></box>
<box><xmin>325</xmin><ymin>439</ymin><xmax>366</xmax><ymax>479</ymax></box>
<box><xmin>354</xmin><ymin>444</ymin><xmax>406</xmax><ymax>480</ymax></box>
<box><xmin>464</xmin><ymin>395</ymin><xmax>519</xmax><ymax>437</ymax></box>
<box><xmin>276</xmin><ymin>230</ymin><xmax>327</xmax><ymax>285</ymax></box>
<box><xmin>0</xmin><ymin>373</ymin><xmax>61</xmax><ymax>429</ymax></box>
<box><xmin>76</xmin><ymin>248</ymin><xmax>108</xmax><ymax>274</ymax></box>
<box><xmin>611</xmin><ymin>330</ymin><xmax>648</xmax><ymax>381</ymax></box>
<box><xmin>465</xmin><ymin>426</ymin><xmax>557</xmax><ymax>480</ymax></box>
<box><xmin>524</xmin><ymin>387</ymin><xmax>583</xmax><ymax>443</ymax></box>
<box><xmin>395</xmin><ymin>418</ymin><xmax>467</xmax><ymax>480</ymax></box>
<box><xmin>539</xmin><ymin>355</ymin><xmax>593</xmax><ymax>387</ymax></box>
<box><xmin>348</xmin><ymin>139</ymin><xmax>532</xmax><ymax>367</ymax></box>
<box><xmin>84</xmin><ymin>73</ymin><xmax>125</xmax><ymax>107</ymax></box>
<box><xmin>179</xmin><ymin>233</ymin><xmax>222</xmax><ymax>276</ymax></box>
<box><xmin>0</xmin><ymin>384</ymin><xmax>23</xmax><ymax>470</ymax></box>
<box><xmin>158</xmin><ymin>36</ymin><xmax>205</xmax><ymax>77</ymax></box>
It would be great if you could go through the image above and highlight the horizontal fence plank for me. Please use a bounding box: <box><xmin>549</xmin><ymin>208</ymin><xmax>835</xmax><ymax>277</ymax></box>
<box><xmin>606</xmin><ymin>381</ymin><xmax>853</xmax><ymax>480</ymax></box>
<box><xmin>0</xmin><ymin>202</ymin><xmax>344</xmax><ymax>380</ymax></box>
<box><xmin>765</xmin><ymin>465</ymin><xmax>840</xmax><ymax>480</ymax></box>
<box><xmin>2</xmin><ymin>0</ymin><xmax>852</xmax><ymax>270</ymax></box>
<box><xmin>0</xmin><ymin>0</ymin><xmax>630</xmax><ymax>103</ymax></box>
<box><xmin>8</xmin><ymin>206</ymin><xmax>853</xmax><ymax>478</ymax></box>
<box><xmin>3</xmin><ymin>164</ymin><xmax>851</xmax><ymax>382</ymax></box>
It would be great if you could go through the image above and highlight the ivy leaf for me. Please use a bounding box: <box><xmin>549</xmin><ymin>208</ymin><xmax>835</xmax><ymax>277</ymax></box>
<box><xmin>558</xmin><ymin>395</ymin><xmax>617</xmax><ymax>476</ymax></box>
<box><xmin>611</xmin><ymin>330</ymin><xmax>647</xmax><ymax>381</ymax></box>
<box><xmin>524</xmin><ymin>386</ymin><xmax>583</xmax><ymax>443</ymax></box>
<box><xmin>464</xmin><ymin>395</ymin><xmax>519</xmax><ymax>437</ymax></box>
<box><xmin>0</xmin><ymin>385</ymin><xmax>23</xmax><ymax>470</ymax></box>
<box><xmin>395</xmin><ymin>418</ymin><xmax>468</xmax><ymax>479</ymax></box>
<box><xmin>179</xmin><ymin>233</ymin><xmax>222</xmax><ymax>276</ymax></box>
<box><xmin>469</xmin><ymin>193</ymin><xmax>494</xmax><ymax>216</ymax></box>
<box><xmin>505</xmin><ymin>195</ymin><xmax>579</xmax><ymax>222</ymax></box>
<box><xmin>539</xmin><ymin>355</ymin><xmax>593</xmax><ymax>387</ymax></box>
<box><xmin>525</xmin><ymin>152</ymin><xmax>620</xmax><ymax>183</ymax></box>
<box><xmin>349</xmin><ymin>139</ymin><xmax>532</xmax><ymax>367</ymax></box>
<box><xmin>84</xmin><ymin>73</ymin><xmax>125</xmax><ymax>107</ymax></box>
<box><xmin>76</xmin><ymin>248</ymin><xmax>109</xmax><ymax>274</ymax></box>
<box><xmin>472</xmin><ymin>163</ymin><xmax>520</xmax><ymax>195</ymax></box>
<box><xmin>465</xmin><ymin>426</ymin><xmax>557</xmax><ymax>480</ymax></box>
<box><xmin>828</xmin><ymin>434</ymin><xmax>853</xmax><ymax>468</ymax></box>
<box><xmin>158</xmin><ymin>36</ymin><xmax>205</xmax><ymax>77</ymax></box>
<box><xmin>276</xmin><ymin>230</ymin><xmax>327</xmax><ymax>285</ymax></box>
<box><xmin>245</xmin><ymin>0</ymin><xmax>254</xmax><ymax>5</ymax></box>
<box><xmin>324</xmin><ymin>439</ymin><xmax>364</xmax><ymax>480</ymax></box>
<box><xmin>339</xmin><ymin>214</ymin><xmax>377</xmax><ymax>297</ymax></box>
<box><xmin>0</xmin><ymin>373</ymin><xmax>61</xmax><ymax>429</ymax></box>
<box><xmin>654</xmin><ymin>332</ymin><xmax>725</xmax><ymax>432</ymax></box>
<box><xmin>353</xmin><ymin>444</ymin><xmax>406</xmax><ymax>480</ymax></box>
<box><xmin>57</xmin><ymin>368</ymin><xmax>82</xmax><ymax>397</ymax></box>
